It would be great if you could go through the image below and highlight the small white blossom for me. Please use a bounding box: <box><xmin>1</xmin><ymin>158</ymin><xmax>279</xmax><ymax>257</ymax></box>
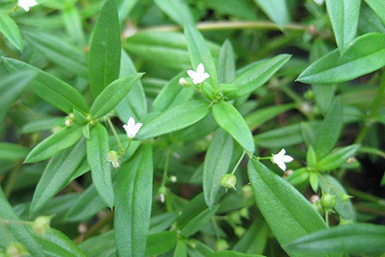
<box><xmin>159</xmin><ymin>194</ymin><xmax>165</xmax><ymax>203</ymax></box>
<box><xmin>313</xmin><ymin>0</ymin><xmax>324</xmax><ymax>5</ymax></box>
<box><xmin>272</xmin><ymin>149</ymin><xmax>293</xmax><ymax>171</ymax></box>
<box><xmin>179</xmin><ymin>77</ymin><xmax>187</xmax><ymax>86</ymax></box>
<box><xmin>18</xmin><ymin>0</ymin><xmax>37</xmax><ymax>12</ymax></box>
<box><xmin>123</xmin><ymin>117</ymin><xmax>142</xmax><ymax>138</ymax></box>
<box><xmin>170</xmin><ymin>176</ymin><xmax>177</xmax><ymax>183</ymax></box>
<box><xmin>187</xmin><ymin>63</ymin><xmax>210</xmax><ymax>85</ymax></box>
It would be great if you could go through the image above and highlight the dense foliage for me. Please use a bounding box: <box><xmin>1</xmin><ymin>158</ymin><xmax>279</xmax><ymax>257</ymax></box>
<box><xmin>1</xmin><ymin>0</ymin><xmax>385</xmax><ymax>256</ymax></box>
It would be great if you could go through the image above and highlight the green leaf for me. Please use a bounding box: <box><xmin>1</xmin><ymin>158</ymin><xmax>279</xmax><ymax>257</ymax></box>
<box><xmin>364</xmin><ymin>0</ymin><xmax>385</xmax><ymax>26</ymax></box>
<box><xmin>297</xmin><ymin>33</ymin><xmax>385</xmax><ymax>84</ymax></box>
<box><xmin>312</xmin><ymin>85</ymin><xmax>336</xmax><ymax>116</ymax></box>
<box><xmin>233</xmin><ymin>214</ymin><xmax>269</xmax><ymax>254</ymax></box>
<box><xmin>151</xmin><ymin>71</ymin><xmax>194</xmax><ymax>113</ymax></box>
<box><xmin>253</xmin><ymin>0</ymin><xmax>290</xmax><ymax>28</ymax></box>
<box><xmin>24</xmin><ymin>30</ymin><xmax>88</xmax><ymax>77</ymax></box>
<box><xmin>88</xmin><ymin>0</ymin><xmax>121</xmax><ymax>97</ymax></box>
<box><xmin>124</xmin><ymin>31</ymin><xmax>220</xmax><ymax>70</ymax></box>
<box><xmin>115</xmin><ymin>145</ymin><xmax>153</xmax><ymax>257</ymax></box>
<box><xmin>87</xmin><ymin>124</ymin><xmax>115</xmax><ymax>208</ymax></box>
<box><xmin>173</xmin><ymin>240</ymin><xmax>187</xmax><ymax>257</ymax></box>
<box><xmin>209</xmin><ymin>251</ymin><xmax>265</xmax><ymax>257</ymax></box>
<box><xmin>226</xmin><ymin>54</ymin><xmax>291</xmax><ymax>100</ymax></box>
<box><xmin>319</xmin><ymin>175</ymin><xmax>355</xmax><ymax>220</ymax></box>
<box><xmin>325</xmin><ymin>0</ymin><xmax>360</xmax><ymax>54</ymax></box>
<box><xmin>90</xmin><ymin>73</ymin><xmax>143</xmax><ymax>119</ymax></box>
<box><xmin>117</xmin><ymin>0</ymin><xmax>138</xmax><ymax>23</ymax></box>
<box><xmin>0</xmin><ymin>11</ymin><xmax>23</xmax><ymax>51</ymax></box>
<box><xmin>3</xmin><ymin>58</ymin><xmax>89</xmax><ymax>114</ymax></box>
<box><xmin>184</xmin><ymin>25</ymin><xmax>219</xmax><ymax>87</ymax></box>
<box><xmin>21</xmin><ymin>118</ymin><xmax>64</xmax><ymax>134</ymax></box>
<box><xmin>218</xmin><ymin>40</ymin><xmax>235</xmax><ymax>84</ymax></box>
<box><xmin>34</xmin><ymin>229</ymin><xmax>87</xmax><ymax>257</ymax></box>
<box><xmin>203</xmin><ymin>129</ymin><xmax>233</xmax><ymax>208</ymax></box>
<box><xmin>176</xmin><ymin>193</ymin><xmax>206</xmax><ymax>228</ymax></box>
<box><xmin>145</xmin><ymin>231</ymin><xmax>177</xmax><ymax>256</ymax></box>
<box><xmin>301</xmin><ymin>122</ymin><xmax>317</xmax><ymax>148</ymax></box>
<box><xmin>115</xmin><ymin>51</ymin><xmax>147</xmax><ymax>122</ymax></box>
<box><xmin>287</xmin><ymin>224</ymin><xmax>385</xmax><ymax>255</ymax></box>
<box><xmin>30</xmin><ymin>139</ymin><xmax>86</xmax><ymax>215</ymax></box>
<box><xmin>245</xmin><ymin>103</ymin><xmax>295</xmax><ymax>131</ymax></box>
<box><xmin>0</xmin><ymin>143</ymin><xmax>29</xmax><ymax>162</ymax></box>
<box><xmin>136</xmin><ymin>100</ymin><xmax>210</xmax><ymax>140</ymax></box>
<box><xmin>65</xmin><ymin>184</ymin><xmax>105</xmax><ymax>222</ymax></box>
<box><xmin>154</xmin><ymin>0</ymin><xmax>194</xmax><ymax>26</ymax></box>
<box><xmin>247</xmin><ymin>160</ymin><xmax>327</xmax><ymax>257</ymax></box>
<box><xmin>79</xmin><ymin>230</ymin><xmax>115</xmax><ymax>257</ymax></box>
<box><xmin>25</xmin><ymin>124</ymin><xmax>84</xmax><ymax>163</ymax></box>
<box><xmin>213</xmin><ymin>102</ymin><xmax>255</xmax><ymax>154</ymax></box>
<box><xmin>180</xmin><ymin>204</ymin><xmax>220</xmax><ymax>237</ymax></box>
<box><xmin>317</xmin><ymin>145</ymin><xmax>360</xmax><ymax>172</ymax></box>
<box><xmin>0</xmin><ymin>71</ymin><xmax>35</xmax><ymax>122</ymax></box>
<box><xmin>314</xmin><ymin>97</ymin><xmax>343</xmax><ymax>159</ymax></box>
<box><xmin>0</xmin><ymin>188</ymin><xmax>45</xmax><ymax>257</ymax></box>
<box><xmin>63</xmin><ymin>6</ymin><xmax>87</xmax><ymax>46</ymax></box>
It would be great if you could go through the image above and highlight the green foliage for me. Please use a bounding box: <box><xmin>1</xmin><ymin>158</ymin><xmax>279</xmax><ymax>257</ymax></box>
<box><xmin>1</xmin><ymin>0</ymin><xmax>385</xmax><ymax>256</ymax></box>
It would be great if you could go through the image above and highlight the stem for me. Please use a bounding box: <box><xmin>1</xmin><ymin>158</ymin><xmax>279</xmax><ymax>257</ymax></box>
<box><xmin>106</xmin><ymin>117</ymin><xmax>123</xmax><ymax>153</ymax></box>
<box><xmin>133</xmin><ymin>20</ymin><xmax>307</xmax><ymax>36</ymax></box>
<box><xmin>74</xmin><ymin>211</ymin><xmax>114</xmax><ymax>243</ymax></box>
<box><xmin>4</xmin><ymin>161</ymin><xmax>22</xmax><ymax>198</ymax></box>
<box><xmin>161</xmin><ymin>149</ymin><xmax>172</xmax><ymax>187</ymax></box>
<box><xmin>325</xmin><ymin>209</ymin><xmax>329</xmax><ymax>227</ymax></box>
<box><xmin>121</xmin><ymin>139</ymin><xmax>132</xmax><ymax>155</ymax></box>
<box><xmin>355</xmin><ymin>71</ymin><xmax>385</xmax><ymax>144</ymax></box>
<box><xmin>231</xmin><ymin>151</ymin><xmax>246</xmax><ymax>175</ymax></box>
<box><xmin>254</xmin><ymin>156</ymin><xmax>272</xmax><ymax>161</ymax></box>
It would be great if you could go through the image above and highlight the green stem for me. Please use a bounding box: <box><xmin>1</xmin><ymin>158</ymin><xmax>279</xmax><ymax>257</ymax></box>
<box><xmin>121</xmin><ymin>139</ymin><xmax>132</xmax><ymax>155</ymax></box>
<box><xmin>106</xmin><ymin>117</ymin><xmax>123</xmax><ymax>153</ymax></box>
<box><xmin>231</xmin><ymin>151</ymin><xmax>246</xmax><ymax>175</ymax></box>
<box><xmin>325</xmin><ymin>209</ymin><xmax>329</xmax><ymax>227</ymax></box>
<box><xmin>161</xmin><ymin>149</ymin><xmax>172</xmax><ymax>187</ymax></box>
<box><xmin>4</xmin><ymin>161</ymin><xmax>22</xmax><ymax>198</ymax></box>
<box><xmin>355</xmin><ymin>71</ymin><xmax>385</xmax><ymax>144</ymax></box>
<box><xmin>254</xmin><ymin>156</ymin><xmax>272</xmax><ymax>161</ymax></box>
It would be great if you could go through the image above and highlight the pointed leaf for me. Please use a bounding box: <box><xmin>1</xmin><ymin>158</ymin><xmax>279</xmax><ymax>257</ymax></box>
<box><xmin>253</xmin><ymin>0</ymin><xmax>290</xmax><ymax>28</ymax></box>
<box><xmin>115</xmin><ymin>145</ymin><xmax>153</xmax><ymax>257</ymax></box>
<box><xmin>0</xmin><ymin>11</ymin><xmax>23</xmax><ymax>51</ymax></box>
<box><xmin>154</xmin><ymin>0</ymin><xmax>194</xmax><ymax>26</ymax></box>
<box><xmin>218</xmin><ymin>40</ymin><xmax>235</xmax><ymax>84</ymax></box>
<box><xmin>317</xmin><ymin>145</ymin><xmax>360</xmax><ymax>171</ymax></box>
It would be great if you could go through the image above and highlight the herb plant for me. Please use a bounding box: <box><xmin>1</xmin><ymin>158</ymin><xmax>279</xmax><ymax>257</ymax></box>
<box><xmin>1</xmin><ymin>0</ymin><xmax>385</xmax><ymax>256</ymax></box>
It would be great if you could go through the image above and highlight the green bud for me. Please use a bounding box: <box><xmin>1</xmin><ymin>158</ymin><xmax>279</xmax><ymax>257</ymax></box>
<box><xmin>241</xmin><ymin>185</ymin><xmax>253</xmax><ymax>199</ymax></box>
<box><xmin>234</xmin><ymin>226</ymin><xmax>245</xmax><ymax>237</ymax></box>
<box><xmin>32</xmin><ymin>216</ymin><xmax>52</xmax><ymax>235</ymax></box>
<box><xmin>215</xmin><ymin>239</ymin><xmax>229</xmax><ymax>251</ymax></box>
<box><xmin>6</xmin><ymin>243</ymin><xmax>28</xmax><ymax>257</ymax></box>
<box><xmin>320</xmin><ymin>193</ymin><xmax>337</xmax><ymax>210</ymax></box>
<box><xmin>229</xmin><ymin>212</ymin><xmax>241</xmax><ymax>225</ymax></box>
<box><xmin>64</xmin><ymin>118</ymin><xmax>73</xmax><ymax>127</ymax></box>
<box><xmin>341</xmin><ymin>193</ymin><xmax>353</xmax><ymax>202</ymax></box>
<box><xmin>107</xmin><ymin>151</ymin><xmax>120</xmax><ymax>169</ymax></box>
<box><xmin>239</xmin><ymin>207</ymin><xmax>249</xmax><ymax>219</ymax></box>
<box><xmin>220</xmin><ymin>174</ymin><xmax>237</xmax><ymax>190</ymax></box>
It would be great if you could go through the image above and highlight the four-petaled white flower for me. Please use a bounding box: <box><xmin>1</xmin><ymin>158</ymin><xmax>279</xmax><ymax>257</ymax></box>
<box><xmin>187</xmin><ymin>63</ymin><xmax>210</xmax><ymax>85</ymax></box>
<box><xmin>18</xmin><ymin>0</ymin><xmax>37</xmax><ymax>12</ymax></box>
<box><xmin>123</xmin><ymin>117</ymin><xmax>142</xmax><ymax>138</ymax></box>
<box><xmin>272</xmin><ymin>149</ymin><xmax>293</xmax><ymax>171</ymax></box>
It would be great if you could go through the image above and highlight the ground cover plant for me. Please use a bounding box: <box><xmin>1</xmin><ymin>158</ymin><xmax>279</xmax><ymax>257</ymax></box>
<box><xmin>1</xmin><ymin>0</ymin><xmax>385</xmax><ymax>256</ymax></box>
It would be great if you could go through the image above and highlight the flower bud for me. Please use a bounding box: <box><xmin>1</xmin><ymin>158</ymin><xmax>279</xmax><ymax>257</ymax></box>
<box><xmin>107</xmin><ymin>151</ymin><xmax>120</xmax><ymax>169</ymax></box>
<box><xmin>220</xmin><ymin>174</ymin><xmax>237</xmax><ymax>190</ymax></box>
<box><xmin>229</xmin><ymin>212</ymin><xmax>241</xmax><ymax>224</ymax></box>
<box><xmin>312</xmin><ymin>201</ymin><xmax>324</xmax><ymax>215</ymax></box>
<box><xmin>241</xmin><ymin>185</ymin><xmax>253</xmax><ymax>198</ymax></box>
<box><xmin>320</xmin><ymin>193</ymin><xmax>337</xmax><ymax>210</ymax></box>
<box><xmin>158</xmin><ymin>186</ymin><xmax>167</xmax><ymax>203</ymax></box>
<box><xmin>179</xmin><ymin>77</ymin><xmax>188</xmax><ymax>86</ymax></box>
<box><xmin>234</xmin><ymin>226</ymin><xmax>245</xmax><ymax>237</ymax></box>
<box><xmin>215</xmin><ymin>239</ymin><xmax>229</xmax><ymax>251</ymax></box>
<box><xmin>169</xmin><ymin>176</ymin><xmax>177</xmax><ymax>183</ymax></box>
<box><xmin>6</xmin><ymin>243</ymin><xmax>28</xmax><ymax>257</ymax></box>
<box><xmin>239</xmin><ymin>207</ymin><xmax>249</xmax><ymax>219</ymax></box>
<box><xmin>32</xmin><ymin>216</ymin><xmax>52</xmax><ymax>235</ymax></box>
<box><xmin>64</xmin><ymin>118</ymin><xmax>73</xmax><ymax>127</ymax></box>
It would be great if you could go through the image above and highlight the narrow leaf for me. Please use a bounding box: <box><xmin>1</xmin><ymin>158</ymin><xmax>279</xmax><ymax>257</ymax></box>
<box><xmin>253</xmin><ymin>0</ymin><xmax>290</xmax><ymax>28</ymax></box>
<box><xmin>0</xmin><ymin>11</ymin><xmax>23</xmax><ymax>51</ymax></box>
<box><xmin>115</xmin><ymin>145</ymin><xmax>153</xmax><ymax>257</ymax></box>
<box><xmin>87</xmin><ymin>124</ymin><xmax>115</xmax><ymax>208</ymax></box>
<box><xmin>317</xmin><ymin>145</ymin><xmax>360</xmax><ymax>172</ymax></box>
<box><xmin>213</xmin><ymin>102</ymin><xmax>255</xmax><ymax>154</ymax></box>
<box><xmin>218</xmin><ymin>40</ymin><xmax>235</xmax><ymax>84</ymax></box>
<box><xmin>144</xmin><ymin>231</ymin><xmax>177</xmax><ymax>256</ymax></box>
<box><xmin>154</xmin><ymin>0</ymin><xmax>195</xmax><ymax>26</ymax></box>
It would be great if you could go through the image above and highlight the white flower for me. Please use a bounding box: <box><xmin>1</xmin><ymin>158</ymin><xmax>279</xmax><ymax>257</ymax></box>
<box><xmin>272</xmin><ymin>149</ymin><xmax>293</xmax><ymax>171</ymax></box>
<box><xmin>18</xmin><ymin>0</ymin><xmax>37</xmax><ymax>12</ymax></box>
<box><xmin>313</xmin><ymin>0</ymin><xmax>324</xmax><ymax>5</ymax></box>
<box><xmin>123</xmin><ymin>117</ymin><xmax>142</xmax><ymax>138</ymax></box>
<box><xmin>179</xmin><ymin>77</ymin><xmax>187</xmax><ymax>86</ymax></box>
<box><xmin>187</xmin><ymin>63</ymin><xmax>210</xmax><ymax>85</ymax></box>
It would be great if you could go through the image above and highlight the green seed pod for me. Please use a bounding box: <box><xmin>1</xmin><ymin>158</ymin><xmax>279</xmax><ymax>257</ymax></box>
<box><xmin>241</xmin><ymin>185</ymin><xmax>253</xmax><ymax>199</ymax></box>
<box><xmin>107</xmin><ymin>150</ymin><xmax>120</xmax><ymax>169</ymax></box>
<box><xmin>32</xmin><ymin>216</ymin><xmax>52</xmax><ymax>235</ymax></box>
<box><xmin>229</xmin><ymin>212</ymin><xmax>241</xmax><ymax>225</ymax></box>
<box><xmin>215</xmin><ymin>239</ymin><xmax>229</xmax><ymax>251</ymax></box>
<box><xmin>320</xmin><ymin>192</ymin><xmax>337</xmax><ymax>210</ymax></box>
<box><xmin>6</xmin><ymin>243</ymin><xmax>28</xmax><ymax>257</ymax></box>
<box><xmin>234</xmin><ymin>226</ymin><xmax>246</xmax><ymax>237</ymax></box>
<box><xmin>312</xmin><ymin>201</ymin><xmax>324</xmax><ymax>215</ymax></box>
<box><xmin>220</xmin><ymin>174</ymin><xmax>237</xmax><ymax>190</ymax></box>
<box><xmin>239</xmin><ymin>207</ymin><xmax>249</xmax><ymax>219</ymax></box>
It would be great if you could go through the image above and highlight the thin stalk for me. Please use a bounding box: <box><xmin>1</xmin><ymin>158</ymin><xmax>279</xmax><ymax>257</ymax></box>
<box><xmin>231</xmin><ymin>151</ymin><xmax>246</xmax><ymax>175</ymax></box>
<box><xmin>106</xmin><ymin>117</ymin><xmax>123</xmax><ymax>153</ymax></box>
<box><xmin>325</xmin><ymin>209</ymin><xmax>329</xmax><ymax>227</ymax></box>
<box><xmin>4</xmin><ymin>161</ymin><xmax>22</xmax><ymax>198</ymax></box>
<box><xmin>121</xmin><ymin>139</ymin><xmax>132</xmax><ymax>155</ymax></box>
<box><xmin>161</xmin><ymin>149</ymin><xmax>172</xmax><ymax>187</ymax></box>
<box><xmin>355</xmin><ymin>71</ymin><xmax>385</xmax><ymax>144</ymax></box>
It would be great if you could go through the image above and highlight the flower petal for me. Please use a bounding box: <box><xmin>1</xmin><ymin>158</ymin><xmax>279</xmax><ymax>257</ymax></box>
<box><xmin>277</xmin><ymin>161</ymin><xmax>286</xmax><ymax>171</ymax></box>
<box><xmin>283</xmin><ymin>155</ymin><xmax>294</xmax><ymax>163</ymax></box>
<box><xmin>187</xmin><ymin>70</ymin><xmax>196</xmax><ymax>79</ymax></box>
<box><xmin>197</xmin><ymin>63</ymin><xmax>204</xmax><ymax>74</ymax></box>
<box><xmin>277</xmin><ymin>149</ymin><xmax>286</xmax><ymax>157</ymax></box>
